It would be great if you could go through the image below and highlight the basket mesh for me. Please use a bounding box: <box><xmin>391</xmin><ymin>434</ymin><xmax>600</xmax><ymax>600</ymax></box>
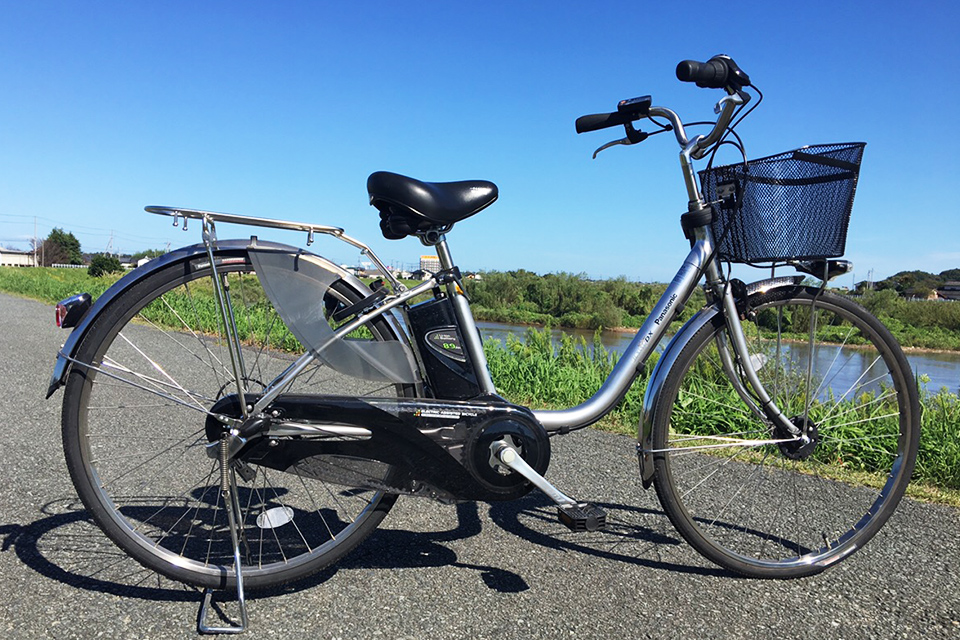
<box><xmin>699</xmin><ymin>142</ymin><xmax>865</xmax><ymax>263</ymax></box>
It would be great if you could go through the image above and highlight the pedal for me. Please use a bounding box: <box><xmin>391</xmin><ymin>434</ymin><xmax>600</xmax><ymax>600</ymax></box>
<box><xmin>557</xmin><ymin>502</ymin><xmax>607</xmax><ymax>532</ymax></box>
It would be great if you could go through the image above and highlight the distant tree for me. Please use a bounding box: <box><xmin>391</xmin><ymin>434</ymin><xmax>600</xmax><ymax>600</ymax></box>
<box><xmin>875</xmin><ymin>270</ymin><xmax>941</xmax><ymax>298</ymax></box>
<box><xmin>88</xmin><ymin>253</ymin><xmax>123</xmax><ymax>277</ymax></box>
<box><xmin>873</xmin><ymin>280</ymin><xmax>897</xmax><ymax>292</ymax></box>
<box><xmin>861</xmin><ymin>288</ymin><xmax>901</xmax><ymax>317</ymax></box>
<box><xmin>41</xmin><ymin>228</ymin><xmax>82</xmax><ymax>266</ymax></box>
<box><xmin>939</xmin><ymin>268</ymin><xmax>960</xmax><ymax>282</ymax></box>
<box><xmin>129</xmin><ymin>248</ymin><xmax>166</xmax><ymax>262</ymax></box>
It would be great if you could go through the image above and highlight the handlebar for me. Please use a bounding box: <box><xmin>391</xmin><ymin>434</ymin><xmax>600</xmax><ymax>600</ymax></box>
<box><xmin>575</xmin><ymin>111</ymin><xmax>641</xmax><ymax>134</ymax></box>
<box><xmin>575</xmin><ymin>55</ymin><xmax>751</xmax><ymax>159</ymax></box>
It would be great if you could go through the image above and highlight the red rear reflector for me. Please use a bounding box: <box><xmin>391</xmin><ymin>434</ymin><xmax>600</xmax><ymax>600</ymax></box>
<box><xmin>55</xmin><ymin>293</ymin><xmax>92</xmax><ymax>328</ymax></box>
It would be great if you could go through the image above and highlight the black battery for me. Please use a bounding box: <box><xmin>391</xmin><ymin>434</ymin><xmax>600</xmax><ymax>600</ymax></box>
<box><xmin>407</xmin><ymin>296</ymin><xmax>482</xmax><ymax>399</ymax></box>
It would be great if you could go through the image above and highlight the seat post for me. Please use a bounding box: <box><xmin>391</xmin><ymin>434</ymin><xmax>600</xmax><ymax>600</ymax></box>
<box><xmin>434</xmin><ymin>237</ymin><xmax>496</xmax><ymax>394</ymax></box>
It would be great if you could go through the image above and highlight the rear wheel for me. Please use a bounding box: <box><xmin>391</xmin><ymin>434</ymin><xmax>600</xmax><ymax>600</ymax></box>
<box><xmin>61</xmin><ymin>249</ymin><xmax>413</xmax><ymax>589</ymax></box>
<box><xmin>650</xmin><ymin>287</ymin><xmax>920</xmax><ymax>578</ymax></box>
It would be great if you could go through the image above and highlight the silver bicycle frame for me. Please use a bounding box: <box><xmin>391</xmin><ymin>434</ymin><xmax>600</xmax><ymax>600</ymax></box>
<box><xmin>534</xmin><ymin>237</ymin><xmax>713</xmax><ymax>430</ymax></box>
<box><xmin>145</xmin><ymin>88</ymin><xmax>794</xmax><ymax>438</ymax></box>
<box><xmin>148</xmin><ymin>203</ymin><xmax>777</xmax><ymax>437</ymax></box>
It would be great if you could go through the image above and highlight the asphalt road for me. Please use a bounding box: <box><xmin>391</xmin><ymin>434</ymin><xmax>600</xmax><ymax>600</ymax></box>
<box><xmin>1</xmin><ymin>291</ymin><xmax>958</xmax><ymax>639</ymax></box>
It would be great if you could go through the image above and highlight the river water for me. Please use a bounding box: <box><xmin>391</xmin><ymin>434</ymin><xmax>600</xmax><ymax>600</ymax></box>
<box><xmin>477</xmin><ymin>321</ymin><xmax>960</xmax><ymax>395</ymax></box>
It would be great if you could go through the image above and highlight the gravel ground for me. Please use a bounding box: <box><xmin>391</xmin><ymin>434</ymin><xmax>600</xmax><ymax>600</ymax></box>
<box><xmin>1</xmin><ymin>291</ymin><xmax>957</xmax><ymax>639</ymax></box>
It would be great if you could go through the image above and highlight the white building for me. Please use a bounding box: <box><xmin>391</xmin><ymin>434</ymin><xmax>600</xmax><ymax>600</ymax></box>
<box><xmin>420</xmin><ymin>255</ymin><xmax>440</xmax><ymax>275</ymax></box>
<box><xmin>0</xmin><ymin>248</ymin><xmax>37</xmax><ymax>267</ymax></box>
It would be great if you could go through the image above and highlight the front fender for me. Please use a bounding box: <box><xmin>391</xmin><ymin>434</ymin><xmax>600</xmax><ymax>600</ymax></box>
<box><xmin>637</xmin><ymin>275</ymin><xmax>803</xmax><ymax>486</ymax></box>
<box><xmin>46</xmin><ymin>239</ymin><xmax>376</xmax><ymax>398</ymax></box>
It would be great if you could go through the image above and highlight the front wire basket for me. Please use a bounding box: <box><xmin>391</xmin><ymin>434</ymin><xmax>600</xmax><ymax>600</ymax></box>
<box><xmin>699</xmin><ymin>142</ymin><xmax>866</xmax><ymax>264</ymax></box>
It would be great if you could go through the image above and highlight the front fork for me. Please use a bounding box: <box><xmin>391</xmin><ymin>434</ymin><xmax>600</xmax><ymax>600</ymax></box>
<box><xmin>710</xmin><ymin>280</ymin><xmax>803</xmax><ymax>439</ymax></box>
<box><xmin>685</xmin><ymin>220</ymin><xmax>803</xmax><ymax>440</ymax></box>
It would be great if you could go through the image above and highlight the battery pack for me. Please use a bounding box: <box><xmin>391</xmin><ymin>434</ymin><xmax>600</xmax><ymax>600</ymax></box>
<box><xmin>407</xmin><ymin>296</ymin><xmax>482</xmax><ymax>399</ymax></box>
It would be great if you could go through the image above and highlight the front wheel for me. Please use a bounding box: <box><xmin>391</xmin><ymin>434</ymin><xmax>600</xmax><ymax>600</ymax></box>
<box><xmin>650</xmin><ymin>287</ymin><xmax>920</xmax><ymax>578</ymax></box>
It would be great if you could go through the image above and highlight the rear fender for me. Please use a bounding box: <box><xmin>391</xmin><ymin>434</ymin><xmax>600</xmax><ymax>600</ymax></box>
<box><xmin>46</xmin><ymin>239</ymin><xmax>391</xmax><ymax>398</ymax></box>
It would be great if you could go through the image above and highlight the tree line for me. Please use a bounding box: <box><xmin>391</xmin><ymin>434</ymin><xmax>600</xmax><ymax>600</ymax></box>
<box><xmin>465</xmin><ymin>269</ymin><xmax>960</xmax><ymax>349</ymax></box>
<box><xmin>463</xmin><ymin>269</ymin><xmax>703</xmax><ymax>330</ymax></box>
<box><xmin>862</xmin><ymin>269</ymin><xmax>960</xmax><ymax>298</ymax></box>
<box><xmin>30</xmin><ymin>228</ymin><xmax>129</xmax><ymax>277</ymax></box>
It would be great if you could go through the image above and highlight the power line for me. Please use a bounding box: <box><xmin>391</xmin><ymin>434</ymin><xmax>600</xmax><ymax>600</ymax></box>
<box><xmin>0</xmin><ymin>213</ymin><xmax>167</xmax><ymax>244</ymax></box>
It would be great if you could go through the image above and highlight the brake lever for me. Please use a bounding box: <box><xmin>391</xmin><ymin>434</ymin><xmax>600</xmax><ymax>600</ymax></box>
<box><xmin>593</xmin><ymin>137</ymin><xmax>632</xmax><ymax>159</ymax></box>
<box><xmin>592</xmin><ymin>123</ymin><xmax>649</xmax><ymax>159</ymax></box>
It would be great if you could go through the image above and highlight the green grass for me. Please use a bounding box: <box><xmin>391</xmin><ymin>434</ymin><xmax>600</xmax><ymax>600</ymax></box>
<box><xmin>483</xmin><ymin>326</ymin><xmax>960</xmax><ymax>505</ymax></box>
<box><xmin>0</xmin><ymin>265</ymin><xmax>372</xmax><ymax>344</ymax></box>
<box><xmin>483</xmin><ymin>326</ymin><xmax>654</xmax><ymax>432</ymax></box>
<box><xmin>4</xmin><ymin>266</ymin><xmax>959</xmax><ymax>503</ymax></box>
<box><xmin>0</xmin><ymin>266</ymin><xmax>124</xmax><ymax>304</ymax></box>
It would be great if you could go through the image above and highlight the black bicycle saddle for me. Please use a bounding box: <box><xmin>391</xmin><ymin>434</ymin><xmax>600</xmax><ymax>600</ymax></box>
<box><xmin>367</xmin><ymin>171</ymin><xmax>498</xmax><ymax>239</ymax></box>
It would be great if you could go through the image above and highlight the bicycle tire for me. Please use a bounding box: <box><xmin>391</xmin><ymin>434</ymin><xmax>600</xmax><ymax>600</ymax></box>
<box><xmin>61</xmin><ymin>248</ymin><xmax>414</xmax><ymax>590</ymax></box>
<box><xmin>650</xmin><ymin>287</ymin><xmax>920</xmax><ymax>578</ymax></box>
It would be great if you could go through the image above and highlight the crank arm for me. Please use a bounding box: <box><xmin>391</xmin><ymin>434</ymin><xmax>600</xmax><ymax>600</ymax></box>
<box><xmin>491</xmin><ymin>439</ymin><xmax>607</xmax><ymax>532</ymax></box>
<box><xmin>490</xmin><ymin>439</ymin><xmax>576</xmax><ymax>506</ymax></box>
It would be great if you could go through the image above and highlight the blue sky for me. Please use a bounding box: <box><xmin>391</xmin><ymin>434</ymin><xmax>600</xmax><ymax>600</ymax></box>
<box><xmin>1</xmin><ymin>1</ymin><xmax>957</xmax><ymax>284</ymax></box>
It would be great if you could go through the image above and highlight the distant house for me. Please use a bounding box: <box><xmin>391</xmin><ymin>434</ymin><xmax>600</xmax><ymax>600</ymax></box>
<box><xmin>0</xmin><ymin>248</ymin><xmax>37</xmax><ymax>267</ymax></box>
<box><xmin>382</xmin><ymin>268</ymin><xmax>412</xmax><ymax>280</ymax></box>
<box><xmin>937</xmin><ymin>282</ymin><xmax>960</xmax><ymax>301</ymax></box>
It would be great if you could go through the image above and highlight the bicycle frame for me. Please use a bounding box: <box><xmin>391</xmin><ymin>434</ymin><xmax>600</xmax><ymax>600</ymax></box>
<box><xmin>47</xmin><ymin>91</ymin><xmax>802</xmax><ymax>452</ymax></box>
<box><xmin>132</xmin><ymin>90</ymin><xmax>805</xmax><ymax>441</ymax></box>
<box><xmin>52</xmin><ymin>90</ymin><xmax>797</xmax><ymax>441</ymax></box>
<box><xmin>136</xmin><ymin>199</ymin><xmax>796</xmax><ymax>449</ymax></box>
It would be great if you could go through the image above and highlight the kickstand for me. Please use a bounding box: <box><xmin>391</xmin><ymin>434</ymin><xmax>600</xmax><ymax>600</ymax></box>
<box><xmin>198</xmin><ymin>438</ymin><xmax>249</xmax><ymax>634</ymax></box>
<box><xmin>198</xmin><ymin>586</ymin><xmax>247</xmax><ymax>635</ymax></box>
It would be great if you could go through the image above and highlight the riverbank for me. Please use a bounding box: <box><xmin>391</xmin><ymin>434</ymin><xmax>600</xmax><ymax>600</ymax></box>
<box><xmin>490</xmin><ymin>312</ymin><xmax>960</xmax><ymax>354</ymax></box>
<box><xmin>477</xmin><ymin>318</ymin><xmax>960</xmax><ymax>396</ymax></box>
<box><xmin>466</xmin><ymin>271</ymin><xmax>960</xmax><ymax>352</ymax></box>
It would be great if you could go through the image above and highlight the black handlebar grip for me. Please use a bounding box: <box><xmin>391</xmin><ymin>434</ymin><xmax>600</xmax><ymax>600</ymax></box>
<box><xmin>676</xmin><ymin>55</ymin><xmax>751</xmax><ymax>90</ymax></box>
<box><xmin>676</xmin><ymin>58</ymin><xmax>729</xmax><ymax>89</ymax></box>
<box><xmin>575</xmin><ymin>111</ymin><xmax>639</xmax><ymax>134</ymax></box>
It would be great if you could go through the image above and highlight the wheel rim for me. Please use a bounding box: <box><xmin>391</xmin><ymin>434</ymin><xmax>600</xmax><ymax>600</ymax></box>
<box><xmin>658</xmin><ymin>293</ymin><xmax>915</xmax><ymax>573</ymax></box>
<box><xmin>69</xmin><ymin>257</ymin><xmax>406</xmax><ymax>585</ymax></box>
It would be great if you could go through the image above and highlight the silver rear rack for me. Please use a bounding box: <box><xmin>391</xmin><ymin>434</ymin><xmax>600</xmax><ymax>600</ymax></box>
<box><xmin>145</xmin><ymin>205</ymin><xmax>404</xmax><ymax>291</ymax></box>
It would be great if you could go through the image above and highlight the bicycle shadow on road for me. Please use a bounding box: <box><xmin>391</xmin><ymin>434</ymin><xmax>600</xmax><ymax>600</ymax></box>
<box><xmin>0</xmin><ymin>497</ymin><xmax>526</xmax><ymax>602</ymax></box>
<box><xmin>1</xmin><ymin>493</ymin><xmax>724</xmax><ymax>605</ymax></box>
<box><xmin>487</xmin><ymin>493</ymin><xmax>728</xmax><ymax>578</ymax></box>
